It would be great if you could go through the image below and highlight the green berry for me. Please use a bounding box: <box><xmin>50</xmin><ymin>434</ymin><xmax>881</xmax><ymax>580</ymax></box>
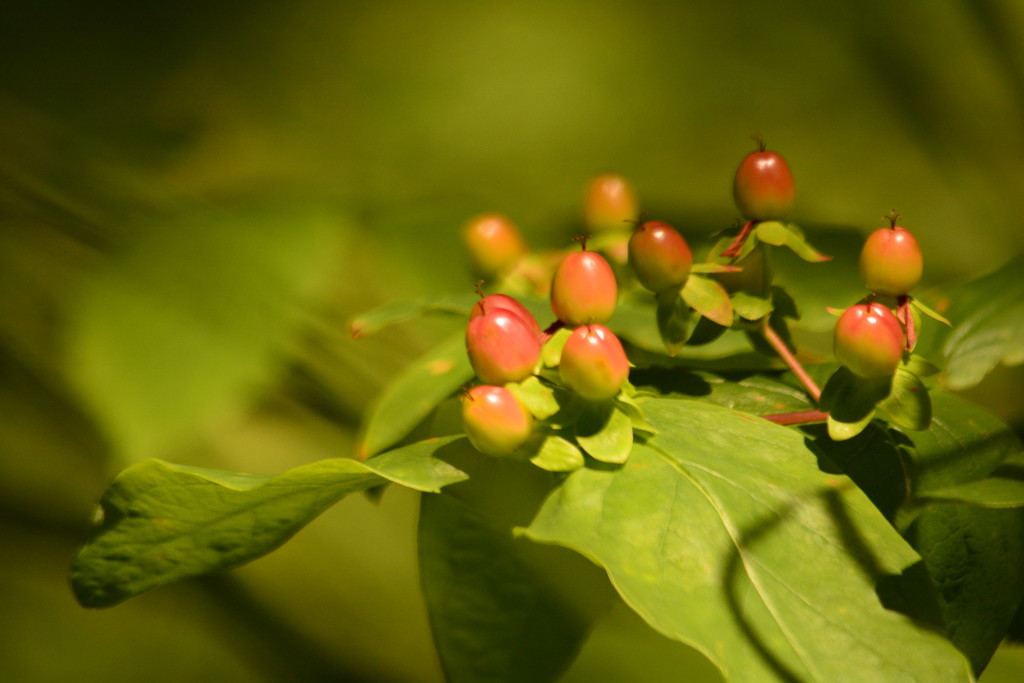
<box><xmin>550</xmin><ymin>241</ymin><xmax>618</xmax><ymax>325</ymax></box>
<box><xmin>462</xmin><ymin>385</ymin><xmax>533</xmax><ymax>457</ymax></box>
<box><xmin>733</xmin><ymin>139</ymin><xmax>795</xmax><ymax>222</ymax></box>
<box><xmin>859</xmin><ymin>213</ymin><xmax>923</xmax><ymax>296</ymax></box>
<box><xmin>559</xmin><ymin>324</ymin><xmax>629</xmax><ymax>400</ymax></box>
<box><xmin>466</xmin><ymin>309</ymin><xmax>541</xmax><ymax>384</ymax></box>
<box><xmin>834</xmin><ymin>302</ymin><xmax>904</xmax><ymax>378</ymax></box>
<box><xmin>628</xmin><ymin>220</ymin><xmax>693</xmax><ymax>292</ymax></box>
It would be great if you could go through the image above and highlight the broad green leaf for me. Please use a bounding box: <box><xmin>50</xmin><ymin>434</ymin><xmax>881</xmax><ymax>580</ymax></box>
<box><xmin>507</xmin><ymin>376</ymin><xmax>561</xmax><ymax>421</ymax></box>
<box><xmin>65</xmin><ymin>205</ymin><xmax>345</xmax><ymax>461</ymax></box>
<box><xmin>574</xmin><ymin>403</ymin><xmax>633</xmax><ymax>464</ymax></box>
<box><xmin>898</xmin><ymin>394</ymin><xmax>1024</xmax><ymax>674</ymax></box>
<box><xmin>349</xmin><ymin>294</ymin><xmax>475</xmax><ymax>338</ymax></box>
<box><xmin>754</xmin><ymin>221</ymin><xmax>831</xmax><ymax>263</ymax></box>
<box><xmin>357</xmin><ymin>331</ymin><xmax>474</xmax><ymax>458</ymax></box>
<box><xmin>914</xmin><ymin>477</ymin><xmax>1024</xmax><ymax>508</ymax></box>
<box><xmin>72</xmin><ymin>437</ymin><xmax>468</xmax><ymax>608</ymax></box>
<box><xmin>530</xmin><ymin>435</ymin><xmax>585</xmax><ymax>472</ymax></box>
<box><xmin>418</xmin><ymin>494</ymin><xmax>594</xmax><ymax>683</ymax></box>
<box><xmin>654</xmin><ymin>288</ymin><xmax>692</xmax><ymax>356</ymax></box>
<box><xmin>878</xmin><ymin>367</ymin><xmax>931</xmax><ymax>431</ymax></box>
<box><xmin>681</xmin><ymin>275</ymin><xmax>733</xmax><ymax>327</ymax></box>
<box><xmin>523</xmin><ymin>399</ymin><xmax>972</xmax><ymax>682</ymax></box>
<box><xmin>819</xmin><ymin>367</ymin><xmax>893</xmax><ymax>441</ymax></box>
<box><xmin>939</xmin><ymin>253</ymin><xmax>1024</xmax><ymax>390</ymax></box>
<box><xmin>730</xmin><ymin>291</ymin><xmax>774</xmax><ymax>321</ymax></box>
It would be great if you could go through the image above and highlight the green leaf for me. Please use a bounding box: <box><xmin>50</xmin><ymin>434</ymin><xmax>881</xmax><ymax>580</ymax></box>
<box><xmin>523</xmin><ymin>399</ymin><xmax>972</xmax><ymax>682</ymax></box>
<box><xmin>681</xmin><ymin>275</ymin><xmax>733</xmax><ymax>327</ymax></box>
<box><xmin>730</xmin><ymin>291</ymin><xmax>774</xmax><ymax>321</ymax></box>
<box><xmin>357</xmin><ymin>331</ymin><xmax>474</xmax><ymax>458</ymax></box>
<box><xmin>878</xmin><ymin>367</ymin><xmax>931</xmax><ymax>431</ymax></box>
<box><xmin>898</xmin><ymin>393</ymin><xmax>1024</xmax><ymax>674</ymax></box>
<box><xmin>349</xmin><ymin>294</ymin><xmax>475</xmax><ymax>338</ymax></box>
<box><xmin>574</xmin><ymin>403</ymin><xmax>633</xmax><ymax>464</ymax></box>
<box><xmin>690</xmin><ymin>263</ymin><xmax>741</xmax><ymax>274</ymax></box>
<box><xmin>754</xmin><ymin>221</ymin><xmax>832</xmax><ymax>263</ymax></box>
<box><xmin>541</xmin><ymin>326</ymin><xmax>572</xmax><ymax>367</ymax></box>
<box><xmin>530</xmin><ymin>435</ymin><xmax>586</xmax><ymax>472</ymax></box>
<box><xmin>914</xmin><ymin>477</ymin><xmax>1024</xmax><ymax>508</ymax></box>
<box><xmin>71</xmin><ymin>437</ymin><xmax>468</xmax><ymax>608</ymax></box>
<box><xmin>507</xmin><ymin>376</ymin><xmax>561</xmax><ymax>421</ymax></box>
<box><xmin>65</xmin><ymin>205</ymin><xmax>345</xmax><ymax>461</ymax></box>
<box><xmin>910</xmin><ymin>297</ymin><xmax>951</xmax><ymax>328</ymax></box>
<box><xmin>939</xmin><ymin>253</ymin><xmax>1024</xmax><ymax>390</ymax></box>
<box><xmin>655</xmin><ymin>288</ymin><xmax>692</xmax><ymax>356</ymax></box>
<box><xmin>418</xmin><ymin>493</ymin><xmax>596</xmax><ymax>683</ymax></box>
<box><xmin>819</xmin><ymin>367</ymin><xmax>893</xmax><ymax>441</ymax></box>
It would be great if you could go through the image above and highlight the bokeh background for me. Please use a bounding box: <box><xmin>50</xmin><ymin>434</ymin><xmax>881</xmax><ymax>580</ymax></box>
<box><xmin>2</xmin><ymin>1</ymin><xmax>1023</xmax><ymax>681</ymax></box>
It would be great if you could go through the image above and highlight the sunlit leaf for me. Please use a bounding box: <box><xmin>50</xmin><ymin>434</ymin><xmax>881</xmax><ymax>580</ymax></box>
<box><xmin>72</xmin><ymin>437</ymin><xmax>468</xmax><ymax>608</ymax></box>
<box><xmin>529</xmin><ymin>435</ymin><xmax>586</xmax><ymax>472</ymax></box>
<box><xmin>681</xmin><ymin>275</ymin><xmax>733</xmax><ymax>327</ymax></box>
<box><xmin>574</xmin><ymin>403</ymin><xmax>632</xmax><ymax>464</ymax></box>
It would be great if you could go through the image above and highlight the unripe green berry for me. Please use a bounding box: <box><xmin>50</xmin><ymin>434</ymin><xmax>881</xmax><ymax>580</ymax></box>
<box><xmin>733</xmin><ymin>140</ymin><xmax>795</xmax><ymax>222</ymax></box>
<box><xmin>463</xmin><ymin>213</ymin><xmax>528</xmax><ymax>277</ymax></box>
<box><xmin>461</xmin><ymin>385</ymin><xmax>533</xmax><ymax>457</ymax></box>
<box><xmin>550</xmin><ymin>243</ymin><xmax>618</xmax><ymax>326</ymax></box>
<box><xmin>859</xmin><ymin>215</ymin><xmax>923</xmax><ymax>297</ymax></box>
<box><xmin>584</xmin><ymin>173</ymin><xmax>638</xmax><ymax>233</ymax></box>
<box><xmin>834</xmin><ymin>302</ymin><xmax>904</xmax><ymax>378</ymax></box>
<box><xmin>628</xmin><ymin>220</ymin><xmax>693</xmax><ymax>292</ymax></box>
<box><xmin>466</xmin><ymin>309</ymin><xmax>541</xmax><ymax>384</ymax></box>
<box><xmin>559</xmin><ymin>324</ymin><xmax>629</xmax><ymax>401</ymax></box>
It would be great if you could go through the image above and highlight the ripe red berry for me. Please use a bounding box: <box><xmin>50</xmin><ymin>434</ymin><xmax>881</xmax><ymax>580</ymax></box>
<box><xmin>550</xmin><ymin>241</ymin><xmax>618</xmax><ymax>326</ymax></box>
<box><xmin>628</xmin><ymin>221</ymin><xmax>693</xmax><ymax>293</ymax></box>
<box><xmin>559</xmin><ymin>324</ymin><xmax>630</xmax><ymax>401</ymax></box>
<box><xmin>466</xmin><ymin>309</ymin><xmax>541</xmax><ymax>385</ymax></box>
<box><xmin>584</xmin><ymin>173</ymin><xmax>638</xmax><ymax>233</ymax></box>
<box><xmin>859</xmin><ymin>212</ymin><xmax>923</xmax><ymax>297</ymax></box>
<box><xmin>732</xmin><ymin>139</ymin><xmax>795</xmax><ymax>222</ymax></box>
<box><xmin>463</xmin><ymin>213</ymin><xmax>528</xmax><ymax>277</ymax></box>
<box><xmin>470</xmin><ymin>293</ymin><xmax>542</xmax><ymax>341</ymax></box>
<box><xmin>833</xmin><ymin>302</ymin><xmax>905</xmax><ymax>379</ymax></box>
<box><xmin>461</xmin><ymin>385</ymin><xmax>533</xmax><ymax>457</ymax></box>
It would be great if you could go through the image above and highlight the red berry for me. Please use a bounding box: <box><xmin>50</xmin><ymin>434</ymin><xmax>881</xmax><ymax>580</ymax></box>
<box><xmin>461</xmin><ymin>385</ymin><xmax>533</xmax><ymax>457</ymax></box>
<box><xmin>550</xmin><ymin>243</ymin><xmax>618</xmax><ymax>326</ymax></box>
<box><xmin>628</xmin><ymin>221</ymin><xmax>693</xmax><ymax>293</ymax></box>
<box><xmin>859</xmin><ymin>213</ymin><xmax>923</xmax><ymax>296</ymax></box>
<box><xmin>463</xmin><ymin>213</ymin><xmax>527</xmax><ymax>277</ymax></box>
<box><xmin>470</xmin><ymin>293</ymin><xmax>542</xmax><ymax>341</ymax></box>
<box><xmin>834</xmin><ymin>302</ymin><xmax>905</xmax><ymax>378</ymax></box>
<box><xmin>559</xmin><ymin>324</ymin><xmax>629</xmax><ymax>401</ymax></box>
<box><xmin>466</xmin><ymin>309</ymin><xmax>541</xmax><ymax>384</ymax></box>
<box><xmin>584</xmin><ymin>173</ymin><xmax>638</xmax><ymax>233</ymax></box>
<box><xmin>733</xmin><ymin>140</ymin><xmax>795</xmax><ymax>222</ymax></box>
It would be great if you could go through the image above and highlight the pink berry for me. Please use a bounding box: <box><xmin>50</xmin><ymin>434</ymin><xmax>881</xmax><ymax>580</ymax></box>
<box><xmin>466</xmin><ymin>309</ymin><xmax>541</xmax><ymax>384</ymax></box>
<box><xmin>859</xmin><ymin>213</ymin><xmax>923</xmax><ymax>297</ymax></box>
<box><xmin>628</xmin><ymin>221</ymin><xmax>693</xmax><ymax>293</ymax></box>
<box><xmin>463</xmin><ymin>213</ymin><xmax>527</xmax><ymax>276</ymax></box>
<box><xmin>550</xmin><ymin>242</ymin><xmax>618</xmax><ymax>326</ymax></box>
<box><xmin>470</xmin><ymin>293</ymin><xmax>542</xmax><ymax>341</ymax></box>
<box><xmin>559</xmin><ymin>324</ymin><xmax>630</xmax><ymax>401</ymax></box>
<box><xmin>584</xmin><ymin>173</ymin><xmax>638</xmax><ymax>233</ymax></box>
<box><xmin>461</xmin><ymin>385</ymin><xmax>533</xmax><ymax>457</ymax></box>
<box><xmin>733</xmin><ymin>139</ymin><xmax>795</xmax><ymax>222</ymax></box>
<box><xmin>834</xmin><ymin>302</ymin><xmax>905</xmax><ymax>378</ymax></box>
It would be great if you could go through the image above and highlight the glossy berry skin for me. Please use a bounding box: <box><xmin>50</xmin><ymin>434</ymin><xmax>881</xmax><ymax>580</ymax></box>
<box><xmin>628</xmin><ymin>221</ymin><xmax>693</xmax><ymax>292</ymax></box>
<box><xmin>834</xmin><ymin>303</ymin><xmax>905</xmax><ymax>379</ymax></box>
<box><xmin>733</xmin><ymin>149</ymin><xmax>795</xmax><ymax>221</ymax></box>
<box><xmin>462</xmin><ymin>385</ymin><xmax>533</xmax><ymax>457</ymax></box>
<box><xmin>463</xmin><ymin>213</ymin><xmax>527</xmax><ymax>276</ymax></box>
<box><xmin>466</xmin><ymin>309</ymin><xmax>541</xmax><ymax>385</ymax></box>
<box><xmin>859</xmin><ymin>226</ymin><xmax>923</xmax><ymax>296</ymax></box>
<box><xmin>585</xmin><ymin>173</ymin><xmax>638</xmax><ymax>233</ymax></box>
<box><xmin>470</xmin><ymin>294</ymin><xmax>542</xmax><ymax>341</ymax></box>
<box><xmin>550</xmin><ymin>249</ymin><xmax>618</xmax><ymax>326</ymax></box>
<box><xmin>559</xmin><ymin>324</ymin><xmax>630</xmax><ymax>401</ymax></box>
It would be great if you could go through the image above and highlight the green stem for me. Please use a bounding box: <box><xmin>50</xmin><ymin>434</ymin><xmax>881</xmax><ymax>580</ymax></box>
<box><xmin>760</xmin><ymin>323</ymin><xmax>822</xmax><ymax>403</ymax></box>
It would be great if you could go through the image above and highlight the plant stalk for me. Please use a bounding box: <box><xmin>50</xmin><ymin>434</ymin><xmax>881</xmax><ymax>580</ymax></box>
<box><xmin>760</xmin><ymin>323</ymin><xmax>822</xmax><ymax>403</ymax></box>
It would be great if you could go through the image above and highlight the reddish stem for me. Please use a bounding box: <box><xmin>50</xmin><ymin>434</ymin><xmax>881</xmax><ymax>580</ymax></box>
<box><xmin>720</xmin><ymin>220</ymin><xmax>755</xmax><ymax>259</ymax></box>
<box><xmin>761</xmin><ymin>410</ymin><xmax>829</xmax><ymax>426</ymax></box>
<box><xmin>761</xmin><ymin>323</ymin><xmax>822</xmax><ymax>403</ymax></box>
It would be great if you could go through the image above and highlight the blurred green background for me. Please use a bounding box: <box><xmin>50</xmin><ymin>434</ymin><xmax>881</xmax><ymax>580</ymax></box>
<box><xmin>2</xmin><ymin>1</ymin><xmax>1024</xmax><ymax>681</ymax></box>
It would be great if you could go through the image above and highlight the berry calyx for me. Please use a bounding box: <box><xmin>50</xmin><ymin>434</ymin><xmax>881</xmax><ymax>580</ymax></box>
<box><xmin>559</xmin><ymin>324</ymin><xmax>630</xmax><ymax>401</ymax></box>
<box><xmin>463</xmin><ymin>213</ymin><xmax>528</xmax><ymax>277</ymax></box>
<box><xmin>833</xmin><ymin>302</ymin><xmax>905</xmax><ymax>379</ymax></box>
<box><xmin>466</xmin><ymin>308</ymin><xmax>542</xmax><ymax>385</ymax></box>
<box><xmin>859</xmin><ymin>211</ymin><xmax>923</xmax><ymax>297</ymax></box>
<box><xmin>732</xmin><ymin>137</ymin><xmax>795</xmax><ymax>222</ymax></box>
<box><xmin>550</xmin><ymin>238</ymin><xmax>618</xmax><ymax>326</ymax></box>
<box><xmin>628</xmin><ymin>220</ymin><xmax>693</xmax><ymax>293</ymax></box>
<box><xmin>584</xmin><ymin>173</ymin><xmax>638</xmax><ymax>233</ymax></box>
<box><xmin>470</xmin><ymin>289</ymin><xmax>543</xmax><ymax>341</ymax></box>
<box><xmin>461</xmin><ymin>385</ymin><xmax>533</xmax><ymax>457</ymax></box>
